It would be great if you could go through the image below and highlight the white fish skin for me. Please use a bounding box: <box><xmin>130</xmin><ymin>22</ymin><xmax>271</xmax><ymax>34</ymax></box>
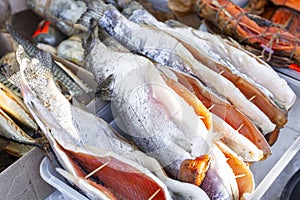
<box><xmin>84</xmin><ymin>38</ymin><xmax>213</xmax><ymax>166</ymax></box>
<box><xmin>96</xmin><ymin>7</ymin><xmax>276</xmax><ymax>134</ymax></box>
<box><xmin>212</xmin><ymin>114</ymin><xmax>264</xmax><ymax>162</ymax></box>
<box><xmin>126</xmin><ymin>5</ymin><xmax>296</xmax><ymax>111</ymax></box>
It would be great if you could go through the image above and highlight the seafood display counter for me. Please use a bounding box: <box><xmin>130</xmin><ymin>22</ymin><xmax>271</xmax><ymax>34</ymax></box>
<box><xmin>1</xmin><ymin>0</ymin><xmax>300</xmax><ymax>200</ymax></box>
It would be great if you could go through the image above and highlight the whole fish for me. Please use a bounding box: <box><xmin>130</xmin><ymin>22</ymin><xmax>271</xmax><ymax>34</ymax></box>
<box><xmin>8</xmin><ymin>27</ymin><xmax>93</xmax><ymax>104</ymax></box>
<box><xmin>92</xmin><ymin>24</ymin><xmax>271</xmax><ymax>160</ymax></box>
<box><xmin>85</xmin><ymin>38</ymin><xmax>213</xmax><ymax>183</ymax></box>
<box><xmin>18</xmin><ymin>44</ymin><xmax>210</xmax><ymax>200</ymax></box>
<box><xmin>124</xmin><ymin>3</ymin><xmax>295</xmax><ymax>125</ymax></box>
<box><xmin>80</xmin><ymin>0</ymin><xmax>276</xmax><ymax>135</ymax></box>
<box><xmin>83</xmin><ymin>35</ymin><xmax>251</xmax><ymax>199</ymax></box>
<box><xmin>22</xmin><ymin>90</ymin><xmax>172</xmax><ymax>199</ymax></box>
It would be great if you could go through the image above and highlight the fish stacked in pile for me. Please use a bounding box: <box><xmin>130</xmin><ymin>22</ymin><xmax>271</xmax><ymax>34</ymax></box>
<box><xmin>0</xmin><ymin>25</ymin><xmax>95</xmax><ymax>158</ymax></box>
<box><xmin>0</xmin><ymin>0</ymin><xmax>297</xmax><ymax>199</ymax></box>
<box><xmin>0</xmin><ymin>52</ymin><xmax>39</xmax><ymax>157</ymax></box>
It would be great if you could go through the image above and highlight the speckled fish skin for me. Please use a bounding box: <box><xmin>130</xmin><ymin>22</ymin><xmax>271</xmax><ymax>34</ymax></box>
<box><xmin>0</xmin><ymin>52</ymin><xmax>21</xmax><ymax>93</ymax></box>
<box><xmin>86</xmin><ymin>1</ymin><xmax>275</xmax><ymax>134</ymax></box>
<box><xmin>84</xmin><ymin>37</ymin><xmax>212</xmax><ymax>180</ymax></box>
<box><xmin>9</xmin><ymin>27</ymin><xmax>92</xmax><ymax>104</ymax></box>
<box><xmin>16</xmin><ymin>45</ymin><xmax>83</xmax><ymax>145</ymax></box>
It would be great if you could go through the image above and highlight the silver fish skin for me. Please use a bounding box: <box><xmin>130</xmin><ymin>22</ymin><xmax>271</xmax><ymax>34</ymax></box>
<box><xmin>27</xmin><ymin>0</ymin><xmax>87</xmax><ymax>36</ymax></box>
<box><xmin>201</xmin><ymin>145</ymin><xmax>239</xmax><ymax>200</ymax></box>
<box><xmin>125</xmin><ymin>4</ymin><xmax>296</xmax><ymax>111</ymax></box>
<box><xmin>22</xmin><ymin>86</ymin><xmax>172</xmax><ymax>200</ymax></box>
<box><xmin>84</xmin><ymin>38</ymin><xmax>211</xmax><ymax>178</ymax></box>
<box><xmin>20</xmin><ymin>59</ymin><xmax>207</xmax><ymax>200</ymax></box>
<box><xmin>90</xmin><ymin>3</ymin><xmax>275</xmax><ymax>134</ymax></box>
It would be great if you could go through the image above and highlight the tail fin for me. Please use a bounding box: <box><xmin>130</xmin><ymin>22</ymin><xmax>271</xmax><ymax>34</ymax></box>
<box><xmin>7</xmin><ymin>25</ymin><xmax>42</xmax><ymax>59</ymax></box>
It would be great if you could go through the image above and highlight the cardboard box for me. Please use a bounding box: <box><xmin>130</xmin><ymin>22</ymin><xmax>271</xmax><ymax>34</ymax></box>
<box><xmin>0</xmin><ymin>148</ymin><xmax>55</xmax><ymax>200</ymax></box>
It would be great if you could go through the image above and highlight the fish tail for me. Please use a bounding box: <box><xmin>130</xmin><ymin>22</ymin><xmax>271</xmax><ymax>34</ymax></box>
<box><xmin>7</xmin><ymin>25</ymin><xmax>41</xmax><ymax>58</ymax></box>
<box><xmin>95</xmin><ymin>74</ymin><xmax>114</xmax><ymax>101</ymax></box>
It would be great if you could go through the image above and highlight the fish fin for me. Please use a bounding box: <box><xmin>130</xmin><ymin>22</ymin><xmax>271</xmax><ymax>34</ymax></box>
<box><xmin>95</xmin><ymin>74</ymin><xmax>114</xmax><ymax>101</ymax></box>
<box><xmin>7</xmin><ymin>26</ymin><xmax>41</xmax><ymax>58</ymax></box>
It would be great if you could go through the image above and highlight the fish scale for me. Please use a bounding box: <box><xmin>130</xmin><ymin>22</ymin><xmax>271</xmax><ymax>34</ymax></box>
<box><xmin>8</xmin><ymin>26</ymin><xmax>91</xmax><ymax>104</ymax></box>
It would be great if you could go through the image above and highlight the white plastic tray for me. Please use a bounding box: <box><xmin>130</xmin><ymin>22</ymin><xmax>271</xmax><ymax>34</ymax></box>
<box><xmin>41</xmin><ymin>72</ymin><xmax>300</xmax><ymax>200</ymax></box>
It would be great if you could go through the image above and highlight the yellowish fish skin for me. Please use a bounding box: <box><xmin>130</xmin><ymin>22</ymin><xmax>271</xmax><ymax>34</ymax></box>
<box><xmin>0</xmin><ymin>82</ymin><xmax>38</xmax><ymax>130</ymax></box>
<box><xmin>0</xmin><ymin>108</ymin><xmax>36</xmax><ymax>145</ymax></box>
